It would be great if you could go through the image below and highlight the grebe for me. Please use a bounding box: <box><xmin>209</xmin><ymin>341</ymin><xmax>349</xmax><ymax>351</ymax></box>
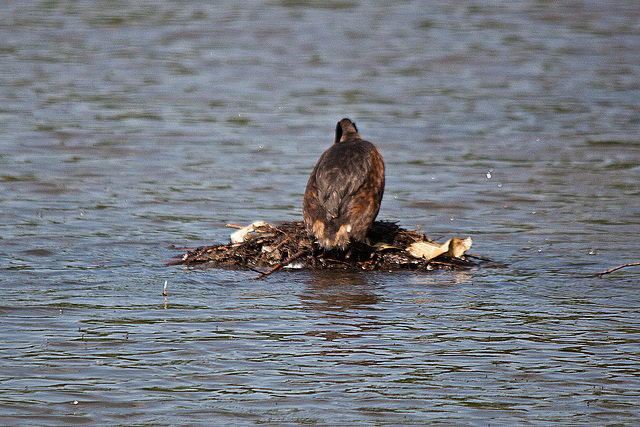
<box><xmin>303</xmin><ymin>118</ymin><xmax>385</xmax><ymax>250</ymax></box>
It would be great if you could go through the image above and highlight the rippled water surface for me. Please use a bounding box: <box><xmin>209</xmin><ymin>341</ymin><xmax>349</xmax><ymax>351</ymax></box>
<box><xmin>1</xmin><ymin>0</ymin><xmax>639</xmax><ymax>425</ymax></box>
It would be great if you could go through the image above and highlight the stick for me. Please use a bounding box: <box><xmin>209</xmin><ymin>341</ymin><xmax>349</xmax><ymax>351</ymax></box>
<box><xmin>593</xmin><ymin>262</ymin><xmax>640</xmax><ymax>277</ymax></box>
<box><xmin>465</xmin><ymin>253</ymin><xmax>492</xmax><ymax>261</ymax></box>
<box><xmin>254</xmin><ymin>248</ymin><xmax>309</xmax><ymax>279</ymax></box>
<box><xmin>162</xmin><ymin>280</ymin><xmax>168</xmax><ymax>296</ymax></box>
<box><xmin>245</xmin><ymin>264</ymin><xmax>266</xmax><ymax>275</ymax></box>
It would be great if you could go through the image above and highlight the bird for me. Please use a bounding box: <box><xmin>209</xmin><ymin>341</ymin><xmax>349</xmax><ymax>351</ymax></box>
<box><xmin>303</xmin><ymin>118</ymin><xmax>385</xmax><ymax>250</ymax></box>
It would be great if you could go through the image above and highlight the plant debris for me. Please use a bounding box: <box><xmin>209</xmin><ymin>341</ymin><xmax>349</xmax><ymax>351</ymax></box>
<box><xmin>593</xmin><ymin>261</ymin><xmax>640</xmax><ymax>277</ymax></box>
<box><xmin>169</xmin><ymin>220</ymin><xmax>484</xmax><ymax>275</ymax></box>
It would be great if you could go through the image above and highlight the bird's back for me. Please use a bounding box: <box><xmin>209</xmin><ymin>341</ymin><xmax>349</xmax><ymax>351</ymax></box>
<box><xmin>314</xmin><ymin>139</ymin><xmax>375</xmax><ymax>218</ymax></box>
<box><xmin>303</xmin><ymin>119</ymin><xmax>385</xmax><ymax>250</ymax></box>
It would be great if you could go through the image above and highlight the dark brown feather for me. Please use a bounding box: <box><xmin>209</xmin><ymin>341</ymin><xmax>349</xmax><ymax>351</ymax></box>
<box><xmin>303</xmin><ymin>118</ymin><xmax>385</xmax><ymax>249</ymax></box>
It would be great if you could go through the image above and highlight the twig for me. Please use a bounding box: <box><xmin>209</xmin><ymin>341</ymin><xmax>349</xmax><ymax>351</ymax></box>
<box><xmin>323</xmin><ymin>257</ymin><xmax>352</xmax><ymax>266</ymax></box>
<box><xmin>273</xmin><ymin>234</ymin><xmax>292</xmax><ymax>251</ymax></box>
<box><xmin>226</xmin><ymin>223</ymin><xmax>244</xmax><ymax>229</ymax></box>
<box><xmin>466</xmin><ymin>253</ymin><xmax>493</xmax><ymax>262</ymax></box>
<box><xmin>162</xmin><ymin>280</ymin><xmax>167</xmax><ymax>296</ymax></box>
<box><xmin>254</xmin><ymin>248</ymin><xmax>309</xmax><ymax>279</ymax></box>
<box><xmin>428</xmin><ymin>260</ymin><xmax>459</xmax><ymax>269</ymax></box>
<box><xmin>593</xmin><ymin>262</ymin><xmax>640</xmax><ymax>277</ymax></box>
<box><xmin>245</xmin><ymin>264</ymin><xmax>267</xmax><ymax>275</ymax></box>
<box><xmin>429</xmin><ymin>258</ymin><xmax>472</xmax><ymax>269</ymax></box>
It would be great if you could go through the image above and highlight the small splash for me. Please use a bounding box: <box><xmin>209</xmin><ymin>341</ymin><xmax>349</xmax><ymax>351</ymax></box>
<box><xmin>486</xmin><ymin>170</ymin><xmax>492</xmax><ymax>179</ymax></box>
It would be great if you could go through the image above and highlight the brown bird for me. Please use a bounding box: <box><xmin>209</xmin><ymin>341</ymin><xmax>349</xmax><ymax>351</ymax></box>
<box><xmin>303</xmin><ymin>118</ymin><xmax>385</xmax><ymax>250</ymax></box>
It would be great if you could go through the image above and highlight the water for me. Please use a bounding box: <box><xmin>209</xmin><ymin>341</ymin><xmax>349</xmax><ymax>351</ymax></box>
<box><xmin>1</xmin><ymin>0</ymin><xmax>639</xmax><ymax>425</ymax></box>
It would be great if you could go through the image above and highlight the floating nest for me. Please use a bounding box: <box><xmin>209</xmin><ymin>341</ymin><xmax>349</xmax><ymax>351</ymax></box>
<box><xmin>169</xmin><ymin>220</ymin><xmax>485</xmax><ymax>276</ymax></box>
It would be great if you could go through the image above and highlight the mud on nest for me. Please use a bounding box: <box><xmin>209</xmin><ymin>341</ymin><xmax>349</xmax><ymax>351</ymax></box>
<box><xmin>169</xmin><ymin>221</ymin><xmax>485</xmax><ymax>275</ymax></box>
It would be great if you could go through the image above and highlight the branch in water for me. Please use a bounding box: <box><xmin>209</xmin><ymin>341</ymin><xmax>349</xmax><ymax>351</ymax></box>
<box><xmin>593</xmin><ymin>262</ymin><xmax>640</xmax><ymax>277</ymax></box>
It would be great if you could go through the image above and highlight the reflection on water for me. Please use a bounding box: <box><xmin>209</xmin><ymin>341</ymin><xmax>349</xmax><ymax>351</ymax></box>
<box><xmin>1</xmin><ymin>0</ymin><xmax>639</xmax><ymax>424</ymax></box>
<box><xmin>302</xmin><ymin>270</ymin><xmax>382</xmax><ymax>312</ymax></box>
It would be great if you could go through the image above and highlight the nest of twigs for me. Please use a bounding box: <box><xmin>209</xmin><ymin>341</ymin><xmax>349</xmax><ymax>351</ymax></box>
<box><xmin>169</xmin><ymin>221</ymin><xmax>483</xmax><ymax>277</ymax></box>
